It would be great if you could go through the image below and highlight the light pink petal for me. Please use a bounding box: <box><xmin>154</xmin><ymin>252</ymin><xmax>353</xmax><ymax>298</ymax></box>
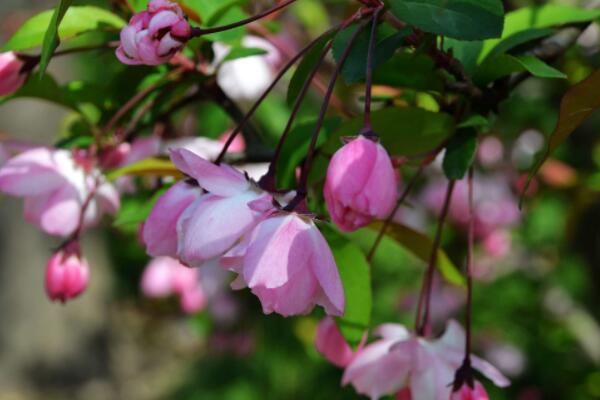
<box><xmin>116</xmin><ymin>46</ymin><xmax>141</xmax><ymax>65</ymax></box>
<box><xmin>141</xmin><ymin>257</ymin><xmax>176</xmax><ymax>297</ymax></box>
<box><xmin>120</xmin><ymin>25</ymin><xmax>140</xmax><ymax>59</ymax></box>
<box><xmin>143</xmin><ymin>181</ymin><xmax>202</xmax><ymax>257</ymax></box>
<box><xmin>0</xmin><ymin>148</ymin><xmax>66</xmax><ymax>196</ymax></box>
<box><xmin>148</xmin><ymin>10</ymin><xmax>180</xmax><ymax>36</ymax></box>
<box><xmin>179</xmin><ymin>287</ymin><xmax>206</xmax><ymax>314</ymax></box>
<box><xmin>157</xmin><ymin>33</ymin><xmax>182</xmax><ymax>57</ymax></box>
<box><xmin>122</xmin><ymin>136</ymin><xmax>161</xmax><ymax>165</ymax></box>
<box><xmin>411</xmin><ymin>342</ymin><xmax>456</xmax><ymax>400</ymax></box>
<box><xmin>315</xmin><ymin>317</ymin><xmax>356</xmax><ymax>368</ymax></box>
<box><xmin>307</xmin><ymin>221</ymin><xmax>344</xmax><ymax>316</ymax></box>
<box><xmin>375</xmin><ymin>324</ymin><xmax>411</xmax><ymax>341</ymax></box>
<box><xmin>95</xmin><ymin>182</ymin><xmax>120</xmax><ymax>215</ymax></box>
<box><xmin>178</xmin><ymin>192</ymin><xmax>264</xmax><ymax>265</ymax></box>
<box><xmin>26</xmin><ymin>185</ymin><xmax>81</xmax><ymax>237</ymax></box>
<box><xmin>471</xmin><ymin>355</ymin><xmax>511</xmax><ymax>388</ymax></box>
<box><xmin>169</xmin><ymin>148</ymin><xmax>248</xmax><ymax>196</ymax></box>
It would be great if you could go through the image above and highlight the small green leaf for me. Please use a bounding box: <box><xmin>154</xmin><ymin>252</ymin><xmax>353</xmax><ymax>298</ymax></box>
<box><xmin>370</xmin><ymin>222</ymin><xmax>465</xmax><ymax>286</ymax></box>
<box><xmin>223</xmin><ymin>46</ymin><xmax>268</xmax><ymax>62</ymax></box>
<box><xmin>387</xmin><ymin>0</ymin><xmax>505</xmax><ymax>41</ymax></box>
<box><xmin>114</xmin><ymin>188</ymin><xmax>168</xmax><ymax>229</ymax></box>
<box><xmin>482</xmin><ymin>28</ymin><xmax>556</xmax><ymax>62</ymax></box>
<box><xmin>199</xmin><ymin>6</ymin><xmax>249</xmax><ymax>42</ymax></box>
<box><xmin>183</xmin><ymin>0</ymin><xmax>247</xmax><ymax>25</ymax></box>
<box><xmin>374</xmin><ymin>51</ymin><xmax>444</xmax><ymax>91</ymax></box>
<box><xmin>443</xmin><ymin>129</ymin><xmax>477</xmax><ymax>180</ymax></box>
<box><xmin>474</xmin><ymin>54</ymin><xmax>566</xmax><ymax>85</ymax></box>
<box><xmin>3</xmin><ymin>6</ymin><xmax>125</xmax><ymax>52</ymax></box>
<box><xmin>325</xmin><ymin>107</ymin><xmax>455</xmax><ymax>157</ymax></box>
<box><xmin>287</xmin><ymin>31</ymin><xmax>334</xmax><ymax>106</ymax></box>
<box><xmin>39</xmin><ymin>0</ymin><xmax>74</xmax><ymax>76</ymax></box>
<box><xmin>321</xmin><ymin>225</ymin><xmax>372</xmax><ymax>346</ymax></box>
<box><xmin>524</xmin><ymin>69</ymin><xmax>600</xmax><ymax>200</ymax></box>
<box><xmin>443</xmin><ymin>39</ymin><xmax>484</xmax><ymax>75</ymax></box>
<box><xmin>332</xmin><ymin>22</ymin><xmax>410</xmax><ymax>84</ymax></box>
<box><xmin>458</xmin><ymin>115</ymin><xmax>490</xmax><ymax>129</ymax></box>
<box><xmin>107</xmin><ymin>158</ymin><xmax>182</xmax><ymax>181</ymax></box>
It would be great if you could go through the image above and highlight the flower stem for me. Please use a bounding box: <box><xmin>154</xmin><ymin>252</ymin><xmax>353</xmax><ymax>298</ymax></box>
<box><xmin>215</xmin><ymin>26</ymin><xmax>340</xmax><ymax>165</ymax></box>
<box><xmin>415</xmin><ymin>179</ymin><xmax>455</xmax><ymax>336</ymax></box>
<box><xmin>362</xmin><ymin>7</ymin><xmax>383</xmax><ymax>134</ymax></box>
<box><xmin>465</xmin><ymin>166</ymin><xmax>475</xmax><ymax>360</ymax></box>
<box><xmin>285</xmin><ymin>18</ymin><xmax>372</xmax><ymax>211</ymax></box>
<box><xmin>191</xmin><ymin>0</ymin><xmax>297</xmax><ymax>36</ymax></box>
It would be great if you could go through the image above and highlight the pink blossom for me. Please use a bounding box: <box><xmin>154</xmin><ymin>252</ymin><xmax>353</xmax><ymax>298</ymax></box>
<box><xmin>0</xmin><ymin>51</ymin><xmax>26</xmax><ymax>96</ymax></box>
<box><xmin>116</xmin><ymin>0</ymin><xmax>191</xmax><ymax>65</ymax></box>
<box><xmin>482</xmin><ymin>230</ymin><xmax>512</xmax><ymax>258</ymax></box>
<box><xmin>45</xmin><ymin>243</ymin><xmax>90</xmax><ymax>303</ymax></box>
<box><xmin>140</xmin><ymin>256</ymin><xmax>206</xmax><ymax>314</ymax></box>
<box><xmin>219</xmin><ymin>131</ymin><xmax>246</xmax><ymax>153</ymax></box>
<box><xmin>451</xmin><ymin>381</ymin><xmax>490</xmax><ymax>400</ymax></box>
<box><xmin>170</xmin><ymin>148</ymin><xmax>273</xmax><ymax>266</ymax></box>
<box><xmin>0</xmin><ymin>148</ymin><xmax>119</xmax><ymax>237</ymax></box>
<box><xmin>0</xmin><ymin>143</ymin><xmax>9</xmax><ymax>167</ymax></box>
<box><xmin>143</xmin><ymin>180</ymin><xmax>203</xmax><ymax>257</ymax></box>
<box><xmin>325</xmin><ymin>135</ymin><xmax>397</xmax><ymax>232</ymax></box>
<box><xmin>342</xmin><ymin>320</ymin><xmax>509</xmax><ymax>400</ymax></box>
<box><xmin>224</xmin><ymin>212</ymin><xmax>344</xmax><ymax>317</ymax></box>
<box><xmin>315</xmin><ymin>316</ymin><xmax>361</xmax><ymax>368</ymax></box>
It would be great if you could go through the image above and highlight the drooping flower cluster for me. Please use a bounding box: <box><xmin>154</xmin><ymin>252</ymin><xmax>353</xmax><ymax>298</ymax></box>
<box><xmin>143</xmin><ymin>148</ymin><xmax>344</xmax><ymax>317</ymax></box>
<box><xmin>116</xmin><ymin>0</ymin><xmax>191</xmax><ymax>65</ymax></box>
<box><xmin>0</xmin><ymin>51</ymin><xmax>27</xmax><ymax>96</ymax></box>
<box><xmin>325</xmin><ymin>135</ymin><xmax>398</xmax><ymax>232</ymax></box>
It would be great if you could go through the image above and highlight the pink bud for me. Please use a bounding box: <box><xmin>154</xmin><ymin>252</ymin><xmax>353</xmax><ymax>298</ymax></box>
<box><xmin>179</xmin><ymin>287</ymin><xmax>206</xmax><ymax>314</ymax></box>
<box><xmin>315</xmin><ymin>317</ymin><xmax>357</xmax><ymax>368</ymax></box>
<box><xmin>482</xmin><ymin>230</ymin><xmax>511</xmax><ymax>258</ymax></box>
<box><xmin>325</xmin><ymin>135</ymin><xmax>397</xmax><ymax>232</ymax></box>
<box><xmin>116</xmin><ymin>0</ymin><xmax>191</xmax><ymax>66</ymax></box>
<box><xmin>0</xmin><ymin>52</ymin><xmax>26</xmax><ymax>96</ymax></box>
<box><xmin>451</xmin><ymin>381</ymin><xmax>490</xmax><ymax>400</ymax></box>
<box><xmin>45</xmin><ymin>244</ymin><xmax>90</xmax><ymax>303</ymax></box>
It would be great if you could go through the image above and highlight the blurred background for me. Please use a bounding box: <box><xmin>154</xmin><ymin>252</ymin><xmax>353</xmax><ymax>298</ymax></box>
<box><xmin>1</xmin><ymin>0</ymin><xmax>600</xmax><ymax>399</ymax></box>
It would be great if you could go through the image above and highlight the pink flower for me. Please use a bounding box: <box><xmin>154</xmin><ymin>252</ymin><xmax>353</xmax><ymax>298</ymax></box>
<box><xmin>45</xmin><ymin>243</ymin><xmax>90</xmax><ymax>303</ymax></box>
<box><xmin>143</xmin><ymin>181</ymin><xmax>203</xmax><ymax>257</ymax></box>
<box><xmin>224</xmin><ymin>212</ymin><xmax>344</xmax><ymax>317</ymax></box>
<box><xmin>116</xmin><ymin>0</ymin><xmax>191</xmax><ymax>65</ymax></box>
<box><xmin>0</xmin><ymin>51</ymin><xmax>26</xmax><ymax>96</ymax></box>
<box><xmin>140</xmin><ymin>256</ymin><xmax>206</xmax><ymax>314</ymax></box>
<box><xmin>315</xmin><ymin>317</ymin><xmax>361</xmax><ymax>368</ymax></box>
<box><xmin>325</xmin><ymin>135</ymin><xmax>397</xmax><ymax>232</ymax></box>
<box><xmin>451</xmin><ymin>381</ymin><xmax>490</xmax><ymax>400</ymax></box>
<box><xmin>342</xmin><ymin>320</ymin><xmax>509</xmax><ymax>400</ymax></box>
<box><xmin>170</xmin><ymin>148</ymin><xmax>273</xmax><ymax>266</ymax></box>
<box><xmin>0</xmin><ymin>148</ymin><xmax>119</xmax><ymax>237</ymax></box>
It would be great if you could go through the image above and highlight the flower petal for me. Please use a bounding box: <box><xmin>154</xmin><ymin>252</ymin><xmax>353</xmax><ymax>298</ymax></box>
<box><xmin>0</xmin><ymin>148</ymin><xmax>66</xmax><ymax>196</ymax></box>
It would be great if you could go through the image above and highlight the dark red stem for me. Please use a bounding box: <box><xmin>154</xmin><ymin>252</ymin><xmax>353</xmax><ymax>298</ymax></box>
<box><xmin>362</xmin><ymin>7</ymin><xmax>383</xmax><ymax>133</ymax></box>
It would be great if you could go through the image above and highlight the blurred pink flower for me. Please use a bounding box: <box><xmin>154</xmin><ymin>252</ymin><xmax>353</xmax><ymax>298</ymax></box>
<box><xmin>224</xmin><ymin>212</ymin><xmax>344</xmax><ymax>317</ymax></box>
<box><xmin>0</xmin><ymin>148</ymin><xmax>119</xmax><ymax>237</ymax></box>
<box><xmin>116</xmin><ymin>0</ymin><xmax>191</xmax><ymax>65</ymax></box>
<box><xmin>451</xmin><ymin>381</ymin><xmax>490</xmax><ymax>400</ymax></box>
<box><xmin>316</xmin><ymin>316</ymin><xmax>362</xmax><ymax>368</ymax></box>
<box><xmin>0</xmin><ymin>51</ymin><xmax>26</xmax><ymax>96</ymax></box>
<box><xmin>45</xmin><ymin>242</ymin><xmax>90</xmax><ymax>303</ymax></box>
<box><xmin>325</xmin><ymin>136</ymin><xmax>397</xmax><ymax>232</ymax></box>
<box><xmin>343</xmin><ymin>321</ymin><xmax>509</xmax><ymax>400</ymax></box>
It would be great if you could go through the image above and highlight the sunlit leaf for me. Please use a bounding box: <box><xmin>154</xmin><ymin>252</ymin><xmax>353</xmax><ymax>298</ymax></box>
<box><xmin>107</xmin><ymin>158</ymin><xmax>182</xmax><ymax>181</ymax></box>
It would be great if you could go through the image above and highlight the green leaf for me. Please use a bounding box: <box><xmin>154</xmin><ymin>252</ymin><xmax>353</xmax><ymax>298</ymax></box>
<box><xmin>223</xmin><ymin>46</ymin><xmax>268</xmax><ymax>62</ymax></box>
<box><xmin>524</xmin><ymin>69</ymin><xmax>600</xmax><ymax>200</ymax></box>
<box><xmin>332</xmin><ymin>22</ymin><xmax>410</xmax><ymax>84</ymax></box>
<box><xmin>457</xmin><ymin>114</ymin><xmax>490</xmax><ymax>129</ymax></box>
<box><xmin>387</xmin><ymin>0</ymin><xmax>505</xmax><ymax>40</ymax></box>
<box><xmin>374</xmin><ymin>51</ymin><xmax>444</xmax><ymax>91</ymax></box>
<box><xmin>474</xmin><ymin>54</ymin><xmax>566</xmax><ymax>85</ymax></box>
<box><xmin>199</xmin><ymin>6</ymin><xmax>249</xmax><ymax>42</ymax></box>
<box><xmin>479</xmin><ymin>5</ymin><xmax>600</xmax><ymax>61</ymax></box>
<box><xmin>443</xmin><ymin>38</ymin><xmax>484</xmax><ymax>75</ymax></box>
<box><xmin>39</xmin><ymin>0</ymin><xmax>74</xmax><ymax>76</ymax></box>
<box><xmin>183</xmin><ymin>0</ymin><xmax>247</xmax><ymax>25</ymax></box>
<box><xmin>0</xmin><ymin>72</ymin><xmax>77</xmax><ymax>110</ymax></box>
<box><xmin>482</xmin><ymin>28</ymin><xmax>556</xmax><ymax>62</ymax></box>
<box><xmin>321</xmin><ymin>225</ymin><xmax>372</xmax><ymax>346</ymax></box>
<box><xmin>114</xmin><ymin>188</ymin><xmax>168</xmax><ymax>229</ymax></box>
<box><xmin>107</xmin><ymin>158</ymin><xmax>182</xmax><ymax>181</ymax></box>
<box><xmin>443</xmin><ymin>129</ymin><xmax>477</xmax><ymax>180</ymax></box>
<box><xmin>3</xmin><ymin>6</ymin><xmax>125</xmax><ymax>52</ymax></box>
<box><xmin>325</xmin><ymin>107</ymin><xmax>455</xmax><ymax>157</ymax></box>
<box><xmin>287</xmin><ymin>31</ymin><xmax>334</xmax><ymax>106</ymax></box>
<box><xmin>370</xmin><ymin>222</ymin><xmax>465</xmax><ymax>286</ymax></box>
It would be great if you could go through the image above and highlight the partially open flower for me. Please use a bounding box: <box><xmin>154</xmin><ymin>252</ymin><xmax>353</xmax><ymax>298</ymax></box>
<box><xmin>116</xmin><ymin>0</ymin><xmax>191</xmax><ymax>65</ymax></box>
<box><xmin>224</xmin><ymin>212</ymin><xmax>344</xmax><ymax>317</ymax></box>
<box><xmin>0</xmin><ymin>51</ymin><xmax>26</xmax><ymax>96</ymax></box>
<box><xmin>45</xmin><ymin>243</ymin><xmax>90</xmax><ymax>303</ymax></box>
<box><xmin>325</xmin><ymin>135</ymin><xmax>397</xmax><ymax>232</ymax></box>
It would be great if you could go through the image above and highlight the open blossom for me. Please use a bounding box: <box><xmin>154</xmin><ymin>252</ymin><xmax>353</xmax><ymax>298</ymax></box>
<box><xmin>45</xmin><ymin>243</ymin><xmax>90</xmax><ymax>303</ymax></box>
<box><xmin>451</xmin><ymin>381</ymin><xmax>490</xmax><ymax>400</ymax></box>
<box><xmin>224</xmin><ymin>212</ymin><xmax>344</xmax><ymax>317</ymax></box>
<box><xmin>170</xmin><ymin>148</ymin><xmax>273</xmax><ymax>266</ymax></box>
<box><xmin>343</xmin><ymin>320</ymin><xmax>509</xmax><ymax>400</ymax></box>
<box><xmin>325</xmin><ymin>135</ymin><xmax>397</xmax><ymax>232</ymax></box>
<box><xmin>116</xmin><ymin>0</ymin><xmax>191</xmax><ymax>65</ymax></box>
<box><xmin>213</xmin><ymin>36</ymin><xmax>281</xmax><ymax>101</ymax></box>
<box><xmin>0</xmin><ymin>148</ymin><xmax>119</xmax><ymax>237</ymax></box>
<box><xmin>141</xmin><ymin>256</ymin><xmax>206</xmax><ymax>314</ymax></box>
<box><xmin>0</xmin><ymin>51</ymin><xmax>26</xmax><ymax>96</ymax></box>
<box><xmin>316</xmin><ymin>317</ymin><xmax>361</xmax><ymax>368</ymax></box>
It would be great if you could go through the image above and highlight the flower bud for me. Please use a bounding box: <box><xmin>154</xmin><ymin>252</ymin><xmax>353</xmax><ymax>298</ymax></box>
<box><xmin>0</xmin><ymin>51</ymin><xmax>26</xmax><ymax>96</ymax></box>
<box><xmin>116</xmin><ymin>0</ymin><xmax>191</xmax><ymax>66</ymax></box>
<box><xmin>450</xmin><ymin>381</ymin><xmax>490</xmax><ymax>400</ymax></box>
<box><xmin>45</xmin><ymin>244</ymin><xmax>90</xmax><ymax>303</ymax></box>
<box><xmin>325</xmin><ymin>135</ymin><xmax>397</xmax><ymax>231</ymax></box>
